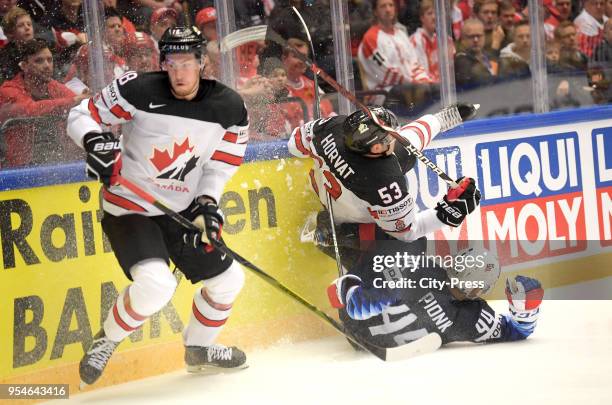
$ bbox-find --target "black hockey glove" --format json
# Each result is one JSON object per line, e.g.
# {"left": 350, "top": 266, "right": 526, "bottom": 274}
{"left": 83, "top": 132, "right": 121, "bottom": 187}
{"left": 182, "top": 199, "right": 223, "bottom": 252}
{"left": 435, "top": 177, "right": 481, "bottom": 227}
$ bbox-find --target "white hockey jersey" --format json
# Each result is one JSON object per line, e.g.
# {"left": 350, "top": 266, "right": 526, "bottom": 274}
{"left": 574, "top": 10, "right": 608, "bottom": 57}
{"left": 67, "top": 71, "right": 249, "bottom": 216}
{"left": 409, "top": 28, "right": 456, "bottom": 83}
{"left": 288, "top": 114, "right": 447, "bottom": 242}
{"left": 358, "top": 25, "right": 432, "bottom": 93}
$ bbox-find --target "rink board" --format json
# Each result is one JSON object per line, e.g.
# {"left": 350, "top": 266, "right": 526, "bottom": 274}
{"left": 1, "top": 106, "right": 611, "bottom": 395}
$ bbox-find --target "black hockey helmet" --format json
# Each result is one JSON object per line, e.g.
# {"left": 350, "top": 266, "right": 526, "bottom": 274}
{"left": 159, "top": 26, "right": 205, "bottom": 63}
{"left": 343, "top": 106, "right": 399, "bottom": 154}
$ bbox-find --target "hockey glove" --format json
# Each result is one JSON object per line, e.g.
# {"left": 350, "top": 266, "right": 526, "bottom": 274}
{"left": 435, "top": 177, "right": 481, "bottom": 227}
{"left": 83, "top": 132, "right": 121, "bottom": 187}
{"left": 504, "top": 275, "right": 544, "bottom": 338}
{"left": 434, "top": 103, "right": 479, "bottom": 132}
{"left": 182, "top": 199, "right": 223, "bottom": 253}
{"left": 327, "top": 275, "right": 395, "bottom": 320}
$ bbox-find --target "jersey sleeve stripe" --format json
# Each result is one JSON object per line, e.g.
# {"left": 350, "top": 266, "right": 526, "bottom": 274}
{"left": 211, "top": 150, "right": 243, "bottom": 166}
{"left": 88, "top": 99, "right": 104, "bottom": 125}
{"left": 293, "top": 128, "right": 310, "bottom": 155}
{"left": 222, "top": 131, "right": 238, "bottom": 143}
{"left": 415, "top": 119, "right": 432, "bottom": 144}
{"left": 308, "top": 169, "right": 320, "bottom": 196}
{"left": 402, "top": 125, "right": 425, "bottom": 148}
{"left": 110, "top": 104, "right": 133, "bottom": 120}
{"left": 103, "top": 189, "right": 147, "bottom": 212}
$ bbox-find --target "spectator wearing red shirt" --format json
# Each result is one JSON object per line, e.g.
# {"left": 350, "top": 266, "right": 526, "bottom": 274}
{"left": 544, "top": 0, "right": 571, "bottom": 39}
{"left": 410, "top": 0, "right": 455, "bottom": 83}
{"left": 282, "top": 38, "right": 335, "bottom": 128}
{"left": 357, "top": 0, "right": 431, "bottom": 105}
{"left": 123, "top": 31, "right": 158, "bottom": 73}
{"left": 102, "top": 0, "right": 136, "bottom": 33}
{"left": 149, "top": 7, "right": 177, "bottom": 44}
{"left": 574, "top": 0, "right": 609, "bottom": 57}
{"left": 64, "top": 8, "right": 128, "bottom": 93}
{"left": 195, "top": 6, "right": 217, "bottom": 41}
{"left": 0, "top": 39, "right": 89, "bottom": 166}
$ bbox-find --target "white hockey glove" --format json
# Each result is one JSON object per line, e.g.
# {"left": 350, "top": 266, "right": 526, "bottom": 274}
{"left": 434, "top": 103, "right": 479, "bottom": 132}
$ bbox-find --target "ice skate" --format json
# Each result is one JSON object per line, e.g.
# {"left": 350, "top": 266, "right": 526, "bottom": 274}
{"left": 185, "top": 344, "right": 248, "bottom": 373}
{"left": 79, "top": 329, "right": 120, "bottom": 389}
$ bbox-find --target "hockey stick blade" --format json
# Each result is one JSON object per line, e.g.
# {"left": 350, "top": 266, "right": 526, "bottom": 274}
{"left": 114, "top": 176, "right": 440, "bottom": 361}
{"left": 220, "top": 25, "right": 267, "bottom": 52}
{"left": 383, "top": 332, "right": 442, "bottom": 361}
{"left": 265, "top": 28, "right": 459, "bottom": 188}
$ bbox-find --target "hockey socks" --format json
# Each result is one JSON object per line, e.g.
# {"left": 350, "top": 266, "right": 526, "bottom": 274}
{"left": 104, "top": 259, "right": 177, "bottom": 342}
{"left": 183, "top": 262, "right": 244, "bottom": 347}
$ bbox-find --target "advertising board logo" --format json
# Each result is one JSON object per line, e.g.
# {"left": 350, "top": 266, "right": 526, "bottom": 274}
{"left": 475, "top": 133, "right": 586, "bottom": 263}
{"left": 406, "top": 146, "right": 462, "bottom": 210}
{"left": 592, "top": 127, "right": 612, "bottom": 246}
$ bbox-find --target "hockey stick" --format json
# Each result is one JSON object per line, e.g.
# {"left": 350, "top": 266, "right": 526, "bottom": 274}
{"left": 265, "top": 28, "right": 459, "bottom": 188}
{"left": 219, "top": 25, "right": 267, "bottom": 52}
{"left": 292, "top": 6, "right": 343, "bottom": 277}
{"left": 114, "top": 175, "right": 442, "bottom": 361}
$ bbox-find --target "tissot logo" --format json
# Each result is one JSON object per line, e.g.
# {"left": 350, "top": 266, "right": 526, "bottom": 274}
{"left": 150, "top": 138, "right": 199, "bottom": 181}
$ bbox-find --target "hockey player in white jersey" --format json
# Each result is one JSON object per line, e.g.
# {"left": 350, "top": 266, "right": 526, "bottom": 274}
{"left": 67, "top": 26, "right": 249, "bottom": 387}
{"left": 290, "top": 104, "right": 543, "bottom": 349}
{"left": 288, "top": 104, "right": 480, "bottom": 311}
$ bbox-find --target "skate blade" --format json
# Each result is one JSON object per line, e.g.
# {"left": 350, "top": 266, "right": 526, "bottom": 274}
{"left": 186, "top": 363, "right": 249, "bottom": 374}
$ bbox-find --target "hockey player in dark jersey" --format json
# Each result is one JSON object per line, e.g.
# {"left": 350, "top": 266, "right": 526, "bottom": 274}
{"left": 67, "top": 27, "right": 250, "bottom": 387}
{"left": 289, "top": 105, "right": 543, "bottom": 349}
{"left": 329, "top": 240, "right": 544, "bottom": 348}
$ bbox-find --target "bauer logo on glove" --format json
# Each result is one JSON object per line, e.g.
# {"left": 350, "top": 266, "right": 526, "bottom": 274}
{"left": 435, "top": 177, "right": 481, "bottom": 227}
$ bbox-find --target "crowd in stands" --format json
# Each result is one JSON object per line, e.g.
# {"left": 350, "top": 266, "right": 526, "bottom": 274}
{"left": 0, "top": 0, "right": 610, "bottom": 168}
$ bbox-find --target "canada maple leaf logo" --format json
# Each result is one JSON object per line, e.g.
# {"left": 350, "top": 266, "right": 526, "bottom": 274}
{"left": 150, "top": 138, "right": 199, "bottom": 182}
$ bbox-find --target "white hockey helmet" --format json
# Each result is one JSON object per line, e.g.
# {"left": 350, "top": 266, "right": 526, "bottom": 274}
{"left": 446, "top": 247, "right": 501, "bottom": 299}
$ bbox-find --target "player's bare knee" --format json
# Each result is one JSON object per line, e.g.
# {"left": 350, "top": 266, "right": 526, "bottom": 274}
{"left": 203, "top": 261, "right": 244, "bottom": 305}
{"left": 129, "top": 258, "right": 177, "bottom": 315}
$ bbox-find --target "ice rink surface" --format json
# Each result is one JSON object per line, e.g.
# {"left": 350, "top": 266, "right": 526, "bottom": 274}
{"left": 51, "top": 281, "right": 612, "bottom": 405}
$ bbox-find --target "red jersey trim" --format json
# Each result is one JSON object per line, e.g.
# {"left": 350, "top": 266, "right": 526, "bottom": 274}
{"left": 211, "top": 151, "right": 243, "bottom": 166}
{"left": 103, "top": 188, "right": 147, "bottom": 212}
{"left": 222, "top": 131, "right": 238, "bottom": 143}
{"left": 109, "top": 104, "right": 133, "bottom": 120}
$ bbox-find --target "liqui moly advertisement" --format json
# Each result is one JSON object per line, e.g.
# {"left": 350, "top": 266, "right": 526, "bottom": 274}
{"left": 406, "top": 119, "right": 612, "bottom": 267}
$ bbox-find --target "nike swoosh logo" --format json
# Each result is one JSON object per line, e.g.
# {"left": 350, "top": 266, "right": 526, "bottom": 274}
{"left": 149, "top": 102, "right": 166, "bottom": 109}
